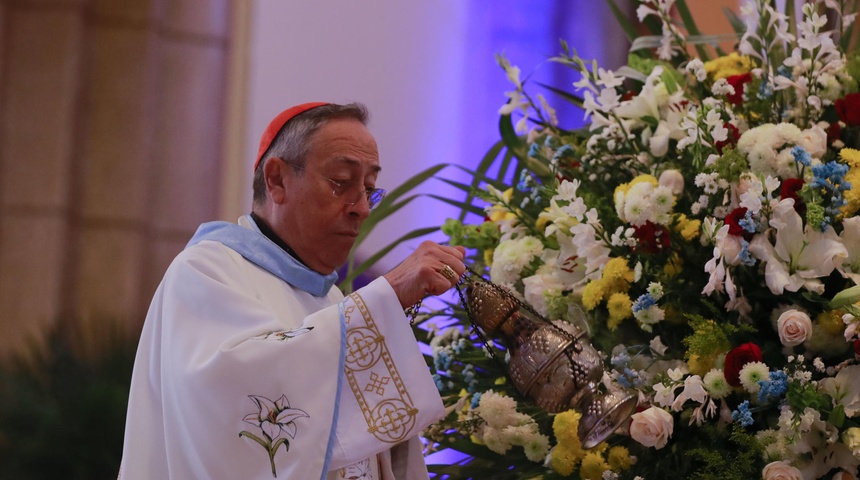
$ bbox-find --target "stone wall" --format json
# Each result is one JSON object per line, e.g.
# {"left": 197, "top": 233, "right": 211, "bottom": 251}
{"left": 0, "top": 0, "right": 232, "bottom": 358}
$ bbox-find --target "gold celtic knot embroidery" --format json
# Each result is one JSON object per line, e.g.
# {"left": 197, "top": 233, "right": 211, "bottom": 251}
{"left": 345, "top": 327, "right": 382, "bottom": 371}
{"left": 366, "top": 399, "right": 417, "bottom": 443}
{"left": 344, "top": 292, "right": 419, "bottom": 443}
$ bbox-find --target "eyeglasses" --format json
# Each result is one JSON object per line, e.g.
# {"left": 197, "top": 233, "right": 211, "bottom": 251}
{"left": 285, "top": 161, "right": 387, "bottom": 210}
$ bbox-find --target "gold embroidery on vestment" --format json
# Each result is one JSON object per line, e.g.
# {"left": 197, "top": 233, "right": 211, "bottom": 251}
{"left": 344, "top": 292, "right": 418, "bottom": 443}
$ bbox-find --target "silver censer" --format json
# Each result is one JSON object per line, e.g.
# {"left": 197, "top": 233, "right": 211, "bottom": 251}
{"left": 467, "top": 281, "right": 638, "bottom": 448}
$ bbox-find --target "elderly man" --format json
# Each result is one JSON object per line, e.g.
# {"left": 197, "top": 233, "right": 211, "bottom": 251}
{"left": 120, "top": 102, "right": 465, "bottom": 479}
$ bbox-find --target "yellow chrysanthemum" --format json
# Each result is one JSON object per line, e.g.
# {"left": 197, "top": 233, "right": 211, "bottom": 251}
{"left": 664, "top": 253, "right": 683, "bottom": 277}
{"left": 551, "top": 443, "right": 583, "bottom": 477}
{"left": 840, "top": 148, "right": 860, "bottom": 217}
{"left": 552, "top": 410, "right": 582, "bottom": 446}
{"left": 579, "top": 451, "right": 611, "bottom": 480}
{"left": 704, "top": 52, "right": 752, "bottom": 80}
{"left": 631, "top": 174, "right": 659, "bottom": 188}
{"left": 607, "top": 446, "right": 632, "bottom": 471}
{"left": 675, "top": 214, "right": 702, "bottom": 241}
{"left": 602, "top": 257, "right": 633, "bottom": 293}
{"left": 581, "top": 280, "right": 607, "bottom": 311}
{"left": 484, "top": 248, "right": 494, "bottom": 267}
{"left": 607, "top": 292, "right": 633, "bottom": 330}
{"left": 841, "top": 148, "right": 860, "bottom": 166}
{"left": 494, "top": 377, "right": 507, "bottom": 385}
{"left": 817, "top": 310, "right": 847, "bottom": 336}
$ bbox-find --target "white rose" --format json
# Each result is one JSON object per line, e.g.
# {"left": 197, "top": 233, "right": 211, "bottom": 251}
{"left": 798, "top": 125, "right": 827, "bottom": 159}
{"left": 761, "top": 461, "right": 803, "bottom": 480}
{"left": 777, "top": 309, "right": 812, "bottom": 347}
{"left": 659, "top": 169, "right": 684, "bottom": 195}
{"left": 629, "top": 406, "right": 673, "bottom": 449}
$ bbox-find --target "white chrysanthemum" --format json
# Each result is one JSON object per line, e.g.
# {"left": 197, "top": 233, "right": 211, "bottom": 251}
{"left": 523, "top": 433, "right": 550, "bottom": 462}
{"left": 481, "top": 426, "right": 513, "bottom": 454}
{"left": 476, "top": 390, "right": 519, "bottom": 430}
{"left": 703, "top": 369, "right": 731, "bottom": 399}
{"left": 737, "top": 123, "right": 803, "bottom": 178}
{"left": 624, "top": 196, "right": 649, "bottom": 226}
{"left": 501, "top": 423, "right": 539, "bottom": 446}
{"left": 651, "top": 185, "right": 675, "bottom": 214}
{"left": 490, "top": 236, "right": 545, "bottom": 285}
{"left": 739, "top": 361, "right": 770, "bottom": 394}
{"left": 634, "top": 305, "right": 665, "bottom": 328}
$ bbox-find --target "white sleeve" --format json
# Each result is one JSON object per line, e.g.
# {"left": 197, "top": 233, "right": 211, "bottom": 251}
{"left": 327, "top": 277, "right": 445, "bottom": 471}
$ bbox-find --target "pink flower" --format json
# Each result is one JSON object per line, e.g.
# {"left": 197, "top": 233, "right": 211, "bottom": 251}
{"left": 629, "top": 406, "right": 674, "bottom": 449}
{"left": 776, "top": 309, "right": 812, "bottom": 347}
{"left": 762, "top": 461, "right": 803, "bottom": 480}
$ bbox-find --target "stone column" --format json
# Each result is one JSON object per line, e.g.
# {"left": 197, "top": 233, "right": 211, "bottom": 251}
{"left": 0, "top": 0, "right": 232, "bottom": 359}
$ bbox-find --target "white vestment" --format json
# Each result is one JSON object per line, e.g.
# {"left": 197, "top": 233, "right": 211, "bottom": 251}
{"left": 120, "top": 216, "right": 444, "bottom": 479}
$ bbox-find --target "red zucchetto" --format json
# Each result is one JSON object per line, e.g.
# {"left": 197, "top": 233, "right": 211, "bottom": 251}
{"left": 254, "top": 102, "right": 329, "bottom": 171}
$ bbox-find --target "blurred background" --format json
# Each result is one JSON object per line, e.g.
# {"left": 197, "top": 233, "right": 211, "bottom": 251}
{"left": 0, "top": 0, "right": 735, "bottom": 477}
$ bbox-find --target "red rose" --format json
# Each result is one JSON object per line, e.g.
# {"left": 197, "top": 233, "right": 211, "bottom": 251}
{"left": 725, "top": 207, "right": 748, "bottom": 236}
{"left": 724, "top": 342, "right": 762, "bottom": 387}
{"left": 835, "top": 93, "right": 860, "bottom": 126}
{"left": 726, "top": 73, "right": 752, "bottom": 106}
{"left": 632, "top": 221, "right": 670, "bottom": 254}
{"left": 827, "top": 121, "right": 842, "bottom": 146}
{"left": 780, "top": 178, "right": 806, "bottom": 216}
{"left": 854, "top": 339, "right": 860, "bottom": 357}
{"left": 715, "top": 122, "right": 740, "bottom": 154}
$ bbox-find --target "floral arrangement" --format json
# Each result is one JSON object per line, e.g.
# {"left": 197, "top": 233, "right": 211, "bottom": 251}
{"left": 421, "top": 1, "right": 860, "bottom": 479}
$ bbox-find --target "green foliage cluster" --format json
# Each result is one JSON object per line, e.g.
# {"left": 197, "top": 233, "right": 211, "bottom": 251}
{"left": 0, "top": 324, "right": 135, "bottom": 480}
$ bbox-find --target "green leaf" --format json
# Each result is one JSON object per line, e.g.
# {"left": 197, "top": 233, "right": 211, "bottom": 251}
{"left": 675, "top": 0, "right": 712, "bottom": 60}
{"left": 830, "top": 285, "right": 860, "bottom": 308}
{"left": 426, "top": 194, "right": 486, "bottom": 216}
{"left": 722, "top": 7, "right": 746, "bottom": 34}
{"left": 830, "top": 404, "right": 846, "bottom": 428}
{"left": 535, "top": 82, "right": 584, "bottom": 108}
{"left": 499, "top": 114, "right": 528, "bottom": 162}
{"left": 238, "top": 431, "right": 269, "bottom": 449}
{"left": 605, "top": 0, "right": 642, "bottom": 43}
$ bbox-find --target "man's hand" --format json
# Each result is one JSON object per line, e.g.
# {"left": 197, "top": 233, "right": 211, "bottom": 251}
{"left": 383, "top": 241, "right": 466, "bottom": 308}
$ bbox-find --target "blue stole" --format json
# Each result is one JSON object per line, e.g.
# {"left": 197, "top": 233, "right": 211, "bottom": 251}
{"left": 186, "top": 215, "right": 346, "bottom": 478}
{"left": 185, "top": 215, "right": 338, "bottom": 297}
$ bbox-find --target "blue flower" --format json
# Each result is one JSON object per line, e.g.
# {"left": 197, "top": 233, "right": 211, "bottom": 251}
{"left": 758, "top": 371, "right": 789, "bottom": 403}
{"left": 738, "top": 210, "right": 757, "bottom": 234}
{"left": 517, "top": 170, "right": 533, "bottom": 192}
{"left": 776, "top": 65, "right": 793, "bottom": 80}
{"left": 470, "top": 392, "right": 482, "bottom": 409}
{"left": 432, "top": 374, "right": 446, "bottom": 392}
{"left": 611, "top": 351, "right": 631, "bottom": 368}
{"left": 791, "top": 146, "right": 812, "bottom": 167}
{"left": 552, "top": 144, "right": 574, "bottom": 162}
{"left": 738, "top": 239, "right": 756, "bottom": 266}
{"left": 632, "top": 294, "right": 656, "bottom": 313}
{"left": 757, "top": 81, "right": 774, "bottom": 99}
{"left": 732, "top": 400, "right": 754, "bottom": 427}
{"left": 528, "top": 142, "right": 541, "bottom": 158}
{"left": 434, "top": 351, "right": 452, "bottom": 371}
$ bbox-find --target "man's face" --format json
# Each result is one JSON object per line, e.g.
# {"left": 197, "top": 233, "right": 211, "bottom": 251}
{"left": 279, "top": 118, "right": 380, "bottom": 274}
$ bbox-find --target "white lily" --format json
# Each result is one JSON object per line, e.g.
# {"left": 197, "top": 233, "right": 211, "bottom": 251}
{"left": 838, "top": 216, "right": 860, "bottom": 284}
{"left": 748, "top": 199, "right": 848, "bottom": 294}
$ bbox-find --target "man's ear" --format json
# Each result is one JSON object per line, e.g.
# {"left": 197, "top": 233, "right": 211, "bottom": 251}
{"left": 263, "top": 157, "right": 288, "bottom": 204}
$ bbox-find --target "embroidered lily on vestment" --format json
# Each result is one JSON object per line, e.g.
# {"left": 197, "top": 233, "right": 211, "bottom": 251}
{"left": 240, "top": 394, "right": 309, "bottom": 478}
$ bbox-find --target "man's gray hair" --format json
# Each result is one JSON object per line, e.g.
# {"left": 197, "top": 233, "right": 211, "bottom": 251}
{"left": 252, "top": 102, "right": 369, "bottom": 206}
